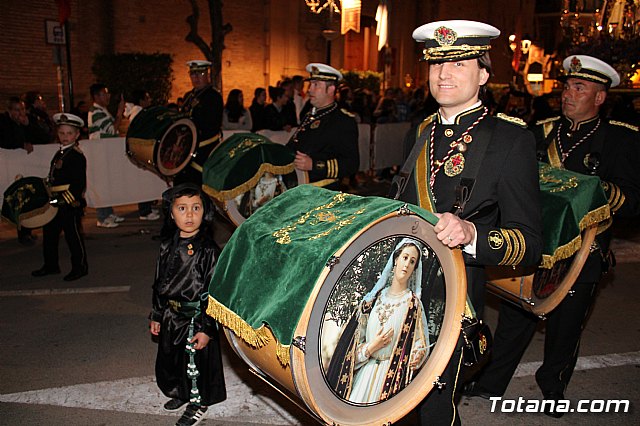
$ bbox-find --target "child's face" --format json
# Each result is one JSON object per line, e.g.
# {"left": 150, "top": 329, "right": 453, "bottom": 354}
{"left": 171, "top": 194, "right": 204, "bottom": 238}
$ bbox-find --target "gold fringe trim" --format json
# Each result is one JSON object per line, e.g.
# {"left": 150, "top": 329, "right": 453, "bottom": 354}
{"left": 206, "top": 295, "right": 291, "bottom": 367}
{"left": 203, "top": 163, "right": 295, "bottom": 201}
{"left": 540, "top": 204, "right": 611, "bottom": 268}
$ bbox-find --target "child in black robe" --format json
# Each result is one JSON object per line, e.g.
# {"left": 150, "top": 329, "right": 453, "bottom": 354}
{"left": 149, "top": 183, "right": 226, "bottom": 426}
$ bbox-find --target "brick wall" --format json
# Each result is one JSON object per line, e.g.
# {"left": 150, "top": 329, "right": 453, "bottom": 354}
{"left": 0, "top": 0, "right": 534, "bottom": 112}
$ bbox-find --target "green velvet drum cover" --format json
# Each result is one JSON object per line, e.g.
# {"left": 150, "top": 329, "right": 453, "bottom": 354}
{"left": 206, "top": 185, "right": 468, "bottom": 424}
{"left": 202, "top": 132, "right": 305, "bottom": 227}
{"left": 1, "top": 176, "right": 57, "bottom": 228}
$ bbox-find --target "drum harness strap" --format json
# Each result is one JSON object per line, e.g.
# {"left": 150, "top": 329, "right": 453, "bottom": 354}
{"left": 390, "top": 116, "right": 497, "bottom": 368}
{"left": 390, "top": 117, "right": 498, "bottom": 222}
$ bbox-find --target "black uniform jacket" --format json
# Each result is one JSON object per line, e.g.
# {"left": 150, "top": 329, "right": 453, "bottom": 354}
{"left": 402, "top": 105, "right": 543, "bottom": 268}
{"left": 533, "top": 115, "right": 640, "bottom": 219}
{"left": 182, "top": 85, "right": 223, "bottom": 142}
{"left": 287, "top": 102, "right": 359, "bottom": 185}
{"left": 48, "top": 144, "right": 87, "bottom": 208}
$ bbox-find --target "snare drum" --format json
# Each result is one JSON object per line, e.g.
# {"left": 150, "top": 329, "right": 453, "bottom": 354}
{"left": 202, "top": 132, "right": 308, "bottom": 227}
{"left": 206, "top": 185, "right": 467, "bottom": 425}
{"left": 126, "top": 106, "right": 197, "bottom": 176}
{"left": 486, "top": 164, "right": 611, "bottom": 317}
{"left": 1, "top": 176, "right": 57, "bottom": 228}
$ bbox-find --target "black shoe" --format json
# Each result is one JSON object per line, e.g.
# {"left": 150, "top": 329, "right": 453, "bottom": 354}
{"left": 163, "top": 398, "right": 188, "bottom": 412}
{"left": 32, "top": 266, "right": 61, "bottom": 277}
{"left": 542, "top": 391, "right": 566, "bottom": 418}
{"left": 463, "top": 381, "right": 501, "bottom": 400}
{"left": 63, "top": 268, "right": 88, "bottom": 281}
{"left": 175, "top": 404, "right": 208, "bottom": 426}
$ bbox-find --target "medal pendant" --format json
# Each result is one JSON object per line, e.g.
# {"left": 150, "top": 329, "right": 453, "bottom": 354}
{"left": 311, "top": 120, "right": 321, "bottom": 129}
{"left": 444, "top": 153, "right": 465, "bottom": 177}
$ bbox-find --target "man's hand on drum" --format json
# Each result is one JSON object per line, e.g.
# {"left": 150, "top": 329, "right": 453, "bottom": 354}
{"left": 433, "top": 212, "right": 476, "bottom": 248}
{"left": 368, "top": 327, "right": 394, "bottom": 355}
{"left": 149, "top": 320, "right": 160, "bottom": 336}
{"left": 190, "top": 332, "right": 210, "bottom": 350}
{"left": 294, "top": 151, "right": 313, "bottom": 171}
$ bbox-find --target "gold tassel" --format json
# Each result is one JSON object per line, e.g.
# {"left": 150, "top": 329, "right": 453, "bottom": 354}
{"left": 275, "top": 343, "right": 290, "bottom": 367}
{"left": 540, "top": 204, "right": 611, "bottom": 269}
{"left": 206, "top": 296, "right": 271, "bottom": 348}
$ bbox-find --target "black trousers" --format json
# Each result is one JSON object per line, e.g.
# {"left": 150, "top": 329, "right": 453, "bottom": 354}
{"left": 42, "top": 207, "right": 87, "bottom": 272}
{"left": 475, "top": 280, "right": 598, "bottom": 396}
{"left": 414, "top": 266, "right": 486, "bottom": 425}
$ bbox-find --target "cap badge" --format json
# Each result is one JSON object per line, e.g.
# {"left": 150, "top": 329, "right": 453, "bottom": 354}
{"left": 569, "top": 56, "right": 582, "bottom": 73}
{"left": 434, "top": 26, "right": 457, "bottom": 47}
{"left": 59, "top": 114, "right": 68, "bottom": 123}
{"left": 311, "top": 66, "right": 320, "bottom": 77}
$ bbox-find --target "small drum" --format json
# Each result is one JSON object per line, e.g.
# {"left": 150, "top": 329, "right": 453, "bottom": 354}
{"left": 486, "top": 164, "right": 611, "bottom": 317}
{"left": 206, "top": 185, "right": 467, "bottom": 425}
{"left": 126, "top": 106, "right": 197, "bottom": 176}
{"left": 202, "top": 133, "right": 308, "bottom": 227}
{"left": 1, "top": 176, "right": 57, "bottom": 228}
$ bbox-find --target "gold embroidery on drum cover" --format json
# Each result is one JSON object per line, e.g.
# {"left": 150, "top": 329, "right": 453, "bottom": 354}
{"left": 5, "top": 184, "right": 36, "bottom": 212}
{"left": 228, "top": 138, "right": 265, "bottom": 159}
{"left": 539, "top": 164, "right": 579, "bottom": 192}
{"left": 272, "top": 193, "right": 365, "bottom": 244}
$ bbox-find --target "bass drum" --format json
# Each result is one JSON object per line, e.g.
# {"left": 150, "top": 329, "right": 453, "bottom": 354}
{"left": 203, "top": 132, "right": 308, "bottom": 227}
{"left": 486, "top": 225, "right": 597, "bottom": 317}
{"left": 1, "top": 176, "right": 57, "bottom": 228}
{"left": 486, "top": 163, "right": 611, "bottom": 317}
{"left": 206, "top": 185, "right": 467, "bottom": 425}
{"left": 126, "top": 106, "right": 197, "bottom": 176}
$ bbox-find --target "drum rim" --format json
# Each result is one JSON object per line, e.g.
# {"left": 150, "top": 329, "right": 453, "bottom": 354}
{"left": 222, "top": 170, "right": 310, "bottom": 227}
{"left": 289, "top": 212, "right": 467, "bottom": 425}
{"left": 156, "top": 118, "right": 198, "bottom": 176}
{"left": 486, "top": 225, "right": 598, "bottom": 316}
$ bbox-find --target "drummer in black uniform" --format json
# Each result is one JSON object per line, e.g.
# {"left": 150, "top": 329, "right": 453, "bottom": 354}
{"left": 467, "top": 55, "right": 640, "bottom": 417}
{"left": 175, "top": 59, "right": 223, "bottom": 185}
{"left": 287, "top": 63, "right": 359, "bottom": 190}
{"left": 400, "top": 20, "right": 543, "bottom": 425}
{"left": 32, "top": 113, "right": 88, "bottom": 281}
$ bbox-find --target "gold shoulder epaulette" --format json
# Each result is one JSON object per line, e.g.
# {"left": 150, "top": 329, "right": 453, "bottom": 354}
{"left": 418, "top": 113, "right": 437, "bottom": 134}
{"left": 496, "top": 113, "right": 527, "bottom": 128}
{"left": 340, "top": 108, "right": 355, "bottom": 118}
{"left": 610, "top": 120, "right": 639, "bottom": 132}
{"left": 535, "top": 116, "right": 561, "bottom": 126}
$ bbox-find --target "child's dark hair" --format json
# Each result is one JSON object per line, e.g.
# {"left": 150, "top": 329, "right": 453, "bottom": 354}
{"left": 160, "top": 183, "right": 214, "bottom": 240}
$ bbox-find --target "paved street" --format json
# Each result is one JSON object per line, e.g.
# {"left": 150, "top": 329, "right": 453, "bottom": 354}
{"left": 1, "top": 204, "right": 639, "bottom": 425}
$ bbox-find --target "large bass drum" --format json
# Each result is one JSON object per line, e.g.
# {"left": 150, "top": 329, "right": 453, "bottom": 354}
{"left": 486, "top": 163, "right": 611, "bottom": 317}
{"left": 1, "top": 176, "right": 57, "bottom": 228}
{"left": 203, "top": 132, "right": 308, "bottom": 227}
{"left": 206, "top": 185, "right": 467, "bottom": 425}
{"left": 126, "top": 106, "right": 197, "bottom": 176}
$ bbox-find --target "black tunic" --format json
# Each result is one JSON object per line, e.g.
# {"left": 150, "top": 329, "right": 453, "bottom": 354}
{"left": 287, "top": 102, "right": 359, "bottom": 189}
{"left": 150, "top": 231, "right": 226, "bottom": 406}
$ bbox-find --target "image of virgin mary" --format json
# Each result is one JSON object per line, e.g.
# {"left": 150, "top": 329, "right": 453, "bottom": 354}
{"left": 326, "top": 238, "right": 431, "bottom": 403}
